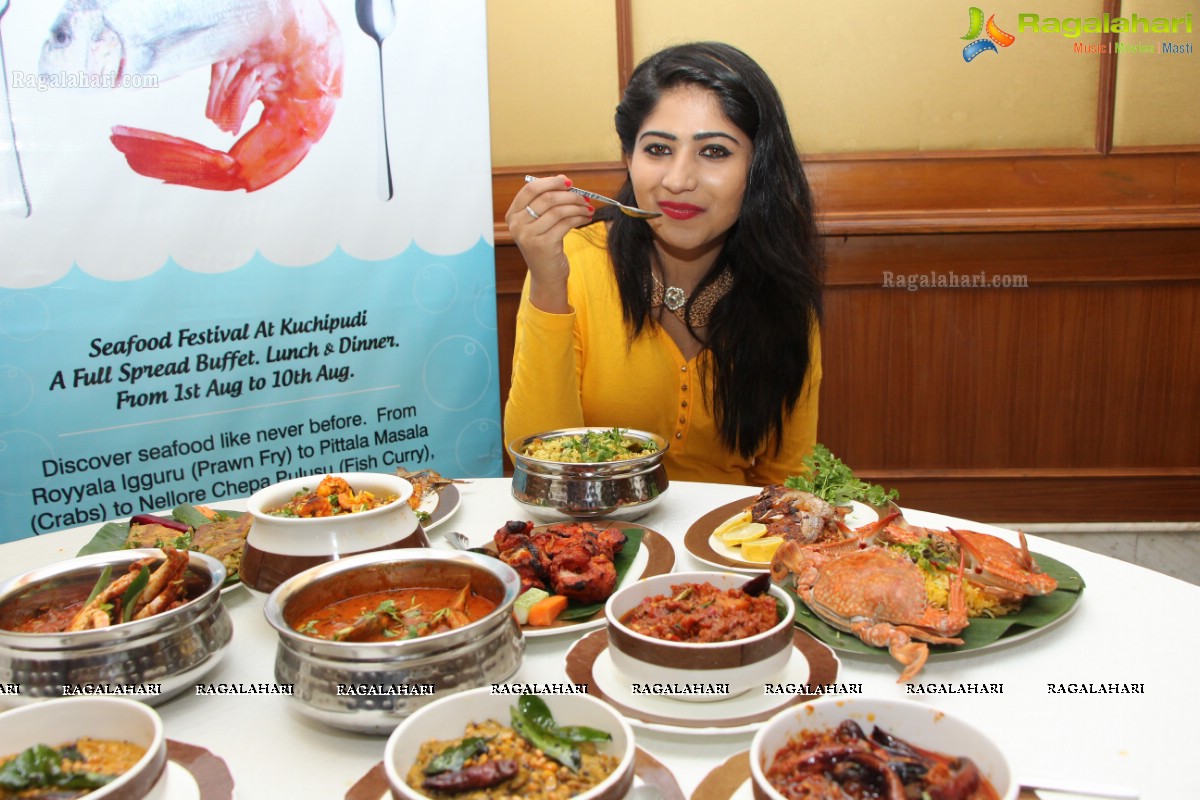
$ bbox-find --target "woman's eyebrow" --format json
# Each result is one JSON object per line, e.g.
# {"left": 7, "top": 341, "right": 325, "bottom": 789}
{"left": 637, "top": 130, "right": 741, "bottom": 144}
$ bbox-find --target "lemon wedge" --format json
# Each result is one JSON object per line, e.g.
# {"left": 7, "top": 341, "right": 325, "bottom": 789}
{"left": 713, "top": 510, "right": 752, "bottom": 537}
{"left": 721, "top": 521, "right": 769, "bottom": 545}
{"left": 740, "top": 536, "right": 784, "bottom": 562}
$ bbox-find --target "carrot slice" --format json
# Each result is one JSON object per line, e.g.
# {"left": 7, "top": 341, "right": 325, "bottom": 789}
{"left": 526, "top": 595, "right": 569, "bottom": 627}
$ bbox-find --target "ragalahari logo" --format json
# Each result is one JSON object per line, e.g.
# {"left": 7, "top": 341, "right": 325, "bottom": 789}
{"left": 962, "top": 7, "right": 1017, "bottom": 61}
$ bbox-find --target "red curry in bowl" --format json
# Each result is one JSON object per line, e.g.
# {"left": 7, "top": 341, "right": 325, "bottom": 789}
{"left": 764, "top": 719, "right": 1001, "bottom": 800}
{"left": 618, "top": 581, "right": 778, "bottom": 643}
{"left": 291, "top": 585, "right": 497, "bottom": 642}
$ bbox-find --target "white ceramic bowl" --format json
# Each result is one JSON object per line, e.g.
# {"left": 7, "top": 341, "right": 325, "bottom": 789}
{"left": 604, "top": 570, "right": 795, "bottom": 702}
{"left": 242, "top": 472, "right": 430, "bottom": 593}
{"left": 0, "top": 696, "right": 168, "bottom": 799}
{"left": 750, "top": 697, "right": 1017, "bottom": 800}
{"left": 384, "top": 686, "right": 636, "bottom": 800}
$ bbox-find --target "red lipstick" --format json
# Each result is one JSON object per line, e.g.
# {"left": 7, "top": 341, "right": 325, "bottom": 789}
{"left": 658, "top": 202, "right": 703, "bottom": 220}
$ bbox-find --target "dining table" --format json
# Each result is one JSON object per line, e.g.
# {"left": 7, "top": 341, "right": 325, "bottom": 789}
{"left": 0, "top": 477, "right": 1195, "bottom": 800}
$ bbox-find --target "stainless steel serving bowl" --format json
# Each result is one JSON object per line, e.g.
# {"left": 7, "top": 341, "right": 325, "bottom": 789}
{"left": 507, "top": 427, "right": 669, "bottom": 522}
{"left": 263, "top": 549, "right": 525, "bottom": 734}
{"left": 0, "top": 549, "right": 232, "bottom": 706}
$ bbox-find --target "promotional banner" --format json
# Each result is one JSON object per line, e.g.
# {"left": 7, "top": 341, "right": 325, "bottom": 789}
{"left": 0, "top": 0, "right": 501, "bottom": 543}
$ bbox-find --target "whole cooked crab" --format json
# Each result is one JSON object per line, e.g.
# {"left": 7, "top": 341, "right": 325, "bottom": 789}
{"left": 771, "top": 519, "right": 968, "bottom": 683}
{"left": 880, "top": 520, "right": 1059, "bottom": 599}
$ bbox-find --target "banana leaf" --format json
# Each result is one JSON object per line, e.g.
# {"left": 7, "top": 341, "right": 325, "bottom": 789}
{"left": 787, "top": 552, "right": 1085, "bottom": 655}
{"left": 556, "top": 528, "right": 644, "bottom": 621}
{"left": 75, "top": 504, "right": 241, "bottom": 557}
{"left": 76, "top": 523, "right": 132, "bottom": 556}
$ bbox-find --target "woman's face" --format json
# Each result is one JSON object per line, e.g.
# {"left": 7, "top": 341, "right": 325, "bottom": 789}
{"left": 628, "top": 85, "right": 752, "bottom": 269}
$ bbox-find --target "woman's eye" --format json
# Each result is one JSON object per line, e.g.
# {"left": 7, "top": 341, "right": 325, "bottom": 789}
{"left": 643, "top": 143, "right": 671, "bottom": 156}
{"left": 701, "top": 145, "right": 732, "bottom": 159}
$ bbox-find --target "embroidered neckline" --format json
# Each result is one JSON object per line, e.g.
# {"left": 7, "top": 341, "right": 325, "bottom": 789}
{"left": 649, "top": 268, "right": 733, "bottom": 327}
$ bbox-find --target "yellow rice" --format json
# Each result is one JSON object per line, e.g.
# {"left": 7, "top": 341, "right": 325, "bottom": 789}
{"left": 522, "top": 430, "right": 653, "bottom": 463}
{"left": 922, "top": 568, "right": 1021, "bottom": 618}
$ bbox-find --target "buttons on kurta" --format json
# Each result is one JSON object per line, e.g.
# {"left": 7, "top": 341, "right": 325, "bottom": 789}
{"left": 676, "top": 365, "right": 690, "bottom": 442}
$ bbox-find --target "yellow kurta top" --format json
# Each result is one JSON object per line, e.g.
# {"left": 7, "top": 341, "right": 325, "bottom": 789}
{"left": 504, "top": 223, "right": 821, "bottom": 485}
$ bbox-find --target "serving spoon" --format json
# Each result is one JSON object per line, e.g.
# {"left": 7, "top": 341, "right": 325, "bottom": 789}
{"left": 355, "top": 0, "right": 396, "bottom": 201}
{"left": 524, "top": 175, "right": 661, "bottom": 219}
{"left": 0, "top": 0, "right": 31, "bottom": 218}
{"left": 441, "top": 530, "right": 490, "bottom": 555}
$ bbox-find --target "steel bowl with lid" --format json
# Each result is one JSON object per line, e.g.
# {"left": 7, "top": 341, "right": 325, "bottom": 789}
{"left": 508, "top": 427, "right": 669, "bottom": 522}
{"left": 0, "top": 549, "right": 232, "bottom": 706}
{"left": 263, "top": 549, "right": 525, "bottom": 734}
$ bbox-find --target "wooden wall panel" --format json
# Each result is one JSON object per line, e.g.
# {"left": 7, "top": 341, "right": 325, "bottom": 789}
{"left": 491, "top": 156, "right": 1200, "bottom": 522}
{"left": 819, "top": 234, "right": 1200, "bottom": 521}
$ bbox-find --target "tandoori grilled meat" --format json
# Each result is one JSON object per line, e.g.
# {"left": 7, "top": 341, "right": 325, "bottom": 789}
{"left": 492, "top": 520, "right": 627, "bottom": 604}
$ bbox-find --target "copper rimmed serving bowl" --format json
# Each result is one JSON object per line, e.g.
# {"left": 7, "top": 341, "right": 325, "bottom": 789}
{"left": 242, "top": 471, "right": 431, "bottom": 594}
{"left": 508, "top": 427, "right": 669, "bottom": 522}
{"left": 604, "top": 570, "right": 795, "bottom": 702}
{"left": 0, "top": 697, "right": 169, "bottom": 799}
{"left": 384, "top": 686, "right": 636, "bottom": 800}
{"left": 750, "top": 697, "right": 1017, "bottom": 800}
{"left": 263, "top": 549, "right": 525, "bottom": 734}
{"left": 0, "top": 549, "right": 232, "bottom": 706}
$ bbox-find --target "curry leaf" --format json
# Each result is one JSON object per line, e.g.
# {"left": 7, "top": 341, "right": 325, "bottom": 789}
{"left": 120, "top": 565, "right": 152, "bottom": 622}
{"left": 785, "top": 444, "right": 898, "bottom": 507}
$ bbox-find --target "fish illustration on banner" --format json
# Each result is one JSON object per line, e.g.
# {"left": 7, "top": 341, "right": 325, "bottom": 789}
{"left": 39, "top": 0, "right": 343, "bottom": 192}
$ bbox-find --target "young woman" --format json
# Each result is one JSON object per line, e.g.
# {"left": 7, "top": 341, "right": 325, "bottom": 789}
{"left": 504, "top": 42, "right": 824, "bottom": 485}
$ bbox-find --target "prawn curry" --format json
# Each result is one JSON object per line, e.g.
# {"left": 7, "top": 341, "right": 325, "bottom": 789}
{"left": 0, "top": 548, "right": 198, "bottom": 634}
{"left": 293, "top": 584, "right": 495, "bottom": 642}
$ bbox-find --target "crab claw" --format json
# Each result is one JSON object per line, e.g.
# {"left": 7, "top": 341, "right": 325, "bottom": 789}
{"left": 891, "top": 640, "right": 929, "bottom": 684}
{"left": 947, "top": 528, "right": 1058, "bottom": 597}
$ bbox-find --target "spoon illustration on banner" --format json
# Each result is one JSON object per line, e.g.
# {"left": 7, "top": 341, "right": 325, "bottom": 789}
{"left": 0, "top": 0, "right": 31, "bottom": 218}
{"left": 356, "top": 0, "right": 396, "bottom": 201}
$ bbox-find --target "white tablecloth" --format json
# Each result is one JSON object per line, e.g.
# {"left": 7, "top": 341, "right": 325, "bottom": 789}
{"left": 1, "top": 478, "right": 1196, "bottom": 799}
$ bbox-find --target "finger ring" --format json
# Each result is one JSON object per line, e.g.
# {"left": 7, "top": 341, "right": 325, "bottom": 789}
{"left": 525, "top": 205, "right": 540, "bottom": 220}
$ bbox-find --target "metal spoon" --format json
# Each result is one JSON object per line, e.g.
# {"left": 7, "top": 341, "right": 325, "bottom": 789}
{"left": 524, "top": 175, "right": 661, "bottom": 219}
{"left": 0, "top": 0, "right": 31, "bottom": 218}
{"left": 441, "top": 529, "right": 472, "bottom": 551}
{"left": 355, "top": 0, "right": 396, "bottom": 201}
{"left": 441, "top": 530, "right": 491, "bottom": 555}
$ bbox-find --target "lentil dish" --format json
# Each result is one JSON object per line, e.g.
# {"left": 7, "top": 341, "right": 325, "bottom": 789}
{"left": 521, "top": 429, "right": 657, "bottom": 463}
{"left": 407, "top": 719, "right": 618, "bottom": 800}
{"left": 266, "top": 475, "right": 397, "bottom": 517}
{"left": 619, "top": 581, "right": 779, "bottom": 643}
{"left": 0, "top": 738, "right": 147, "bottom": 798}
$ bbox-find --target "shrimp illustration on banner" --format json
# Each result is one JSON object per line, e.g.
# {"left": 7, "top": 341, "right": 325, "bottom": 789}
{"left": 39, "top": 0, "right": 343, "bottom": 192}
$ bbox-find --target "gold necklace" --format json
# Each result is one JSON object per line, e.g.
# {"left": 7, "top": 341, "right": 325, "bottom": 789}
{"left": 649, "top": 267, "right": 734, "bottom": 327}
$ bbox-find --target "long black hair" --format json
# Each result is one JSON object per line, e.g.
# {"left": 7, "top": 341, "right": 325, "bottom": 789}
{"left": 602, "top": 41, "right": 824, "bottom": 460}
